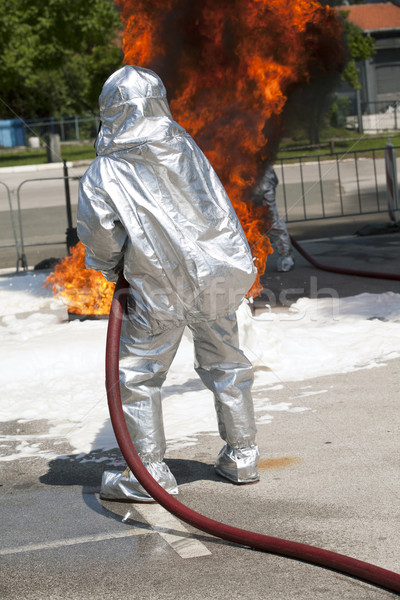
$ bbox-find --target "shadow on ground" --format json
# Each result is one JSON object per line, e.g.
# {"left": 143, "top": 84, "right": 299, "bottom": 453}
{"left": 39, "top": 452, "right": 222, "bottom": 489}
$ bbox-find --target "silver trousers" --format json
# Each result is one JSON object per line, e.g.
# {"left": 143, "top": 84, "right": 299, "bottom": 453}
{"left": 100, "top": 307, "right": 259, "bottom": 501}
{"left": 100, "top": 314, "right": 259, "bottom": 494}
{"left": 120, "top": 310, "right": 257, "bottom": 455}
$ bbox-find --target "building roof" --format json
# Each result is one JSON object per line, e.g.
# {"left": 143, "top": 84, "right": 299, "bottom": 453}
{"left": 336, "top": 2, "right": 400, "bottom": 32}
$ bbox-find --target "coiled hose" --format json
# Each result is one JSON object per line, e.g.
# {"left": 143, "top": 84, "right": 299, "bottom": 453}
{"left": 105, "top": 273, "right": 400, "bottom": 595}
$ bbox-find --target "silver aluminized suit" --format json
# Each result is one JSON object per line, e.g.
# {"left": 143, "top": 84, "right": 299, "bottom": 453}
{"left": 77, "top": 66, "right": 260, "bottom": 501}
{"left": 252, "top": 166, "right": 294, "bottom": 272}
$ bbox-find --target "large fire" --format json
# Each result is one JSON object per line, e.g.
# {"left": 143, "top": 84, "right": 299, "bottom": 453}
{"left": 47, "top": 0, "right": 344, "bottom": 313}
{"left": 46, "top": 242, "right": 115, "bottom": 315}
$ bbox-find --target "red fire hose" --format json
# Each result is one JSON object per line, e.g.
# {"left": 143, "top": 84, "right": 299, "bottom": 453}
{"left": 290, "top": 236, "right": 400, "bottom": 282}
{"left": 106, "top": 273, "right": 400, "bottom": 595}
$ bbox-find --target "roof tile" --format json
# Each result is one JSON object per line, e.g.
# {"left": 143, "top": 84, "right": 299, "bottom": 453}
{"left": 335, "top": 2, "right": 400, "bottom": 31}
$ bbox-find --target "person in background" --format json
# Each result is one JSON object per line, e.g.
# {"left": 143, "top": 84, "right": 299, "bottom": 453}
{"left": 252, "top": 165, "right": 295, "bottom": 272}
{"left": 77, "top": 65, "right": 260, "bottom": 502}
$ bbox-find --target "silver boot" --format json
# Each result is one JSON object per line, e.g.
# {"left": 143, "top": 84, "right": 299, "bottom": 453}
{"left": 100, "top": 462, "right": 179, "bottom": 502}
{"left": 215, "top": 444, "right": 260, "bottom": 484}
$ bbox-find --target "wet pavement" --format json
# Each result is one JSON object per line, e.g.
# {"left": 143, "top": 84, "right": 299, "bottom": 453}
{"left": 1, "top": 227, "right": 399, "bottom": 599}
{"left": 256, "top": 230, "right": 400, "bottom": 312}
{"left": 1, "top": 362, "right": 399, "bottom": 599}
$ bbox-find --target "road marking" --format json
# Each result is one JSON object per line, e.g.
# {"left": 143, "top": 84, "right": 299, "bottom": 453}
{"left": 134, "top": 503, "right": 212, "bottom": 559}
{"left": 0, "top": 507, "right": 211, "bottom": 559}
{"left": 0, "top": 527, "right": 153, "bottom": 556}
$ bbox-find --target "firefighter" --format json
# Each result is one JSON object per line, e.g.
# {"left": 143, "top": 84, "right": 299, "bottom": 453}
{"left": 252, "top": 165, "right": 295, "bottom": 272}
{"left": 77, "top": 66, "right": 259, "bottom": 501}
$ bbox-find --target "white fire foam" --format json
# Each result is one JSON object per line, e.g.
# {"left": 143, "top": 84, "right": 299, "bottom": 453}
{"left": 0, "top": 271, "right": 399, "bottom": 461}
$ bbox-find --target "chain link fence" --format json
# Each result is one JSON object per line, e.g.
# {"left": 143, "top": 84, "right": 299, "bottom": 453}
{"left": 2, "top": 115, "right": 101, "bottom": 148}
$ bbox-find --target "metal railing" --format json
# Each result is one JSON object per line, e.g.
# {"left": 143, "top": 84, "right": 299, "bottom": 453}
{"left": 362, "top": 100, "right": 400, "bottom": 117}
{"left": 0, "top": 181, "right": 20, "bottom": 265}
{"left": 0, "top": 146, "right": 398, "bottom": 271}
{"left": 274, "top": 146, "right": 399, "bottom": 224}
{"left": 346, "top": 100, "right": 400, "bottom": 133}
{"left": 15, "top": 176, "right": 80, "bottom": 270}
{"left": 19, "top": 115, "right": 101, "bottom": 145}
{"left": 0, "top": 163, "right": 81, "bottom": 271}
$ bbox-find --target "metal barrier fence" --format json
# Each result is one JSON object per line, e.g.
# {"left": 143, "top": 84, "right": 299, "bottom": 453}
{"left": 0, "top": 146, "right": 398, "bottom": 271}
{"left": 332, "top": 94, "right": 400, "bottom": 133}
{"left": 363, "top": 100, "right": 400, "bottom": 118}
{"left": 15, "top": 176, "right": 80, "bottom": 270}
{"left": 0, "top": 181, "right": 20, "bottom": 265}
{"left": 12, "top": 100, "right": 400, "bottom": 146}
{"left": 346, "top": 100, "right": 400, "bottom": 133}
{"left": 0, "top": 163, "right": 81, "bottom": 271}
{"left": 274, "top": 145, "right": 399, "bottom": 224}
{"left": 24, "top": 115, "right": 100, "bottom": 144}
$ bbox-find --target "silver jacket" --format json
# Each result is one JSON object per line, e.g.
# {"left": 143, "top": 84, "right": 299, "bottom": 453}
{"left": 77, "top": 66, "right": 256, "bottom": 331}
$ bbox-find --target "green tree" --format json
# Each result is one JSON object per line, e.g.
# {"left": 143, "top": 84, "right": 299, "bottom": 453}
{"left": 338, "top": 10, "right": 376, "bottom": 90}
{"left": 0, "top": 0, "right": 123, "bottom": 119}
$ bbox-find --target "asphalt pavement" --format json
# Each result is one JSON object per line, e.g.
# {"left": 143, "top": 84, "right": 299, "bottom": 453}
{"left": 1, "top": 221, "right": 399, "bottom": 598}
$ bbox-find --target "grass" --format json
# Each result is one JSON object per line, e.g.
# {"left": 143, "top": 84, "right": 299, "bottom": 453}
{"left": 277, "top": 130, "right": 400, "bottom": 161}
{"left": 0, "top": 143, "right": 96, "bottom": 168}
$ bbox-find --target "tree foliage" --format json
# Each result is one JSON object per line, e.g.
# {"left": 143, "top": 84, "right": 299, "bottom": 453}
{"left": 338, "top": 10, "right": 376, "bottom": 89}
{"left": 0, "top": 0, "right": 123, "bottom": 119}
{"left": 318, "top": 2, "right": 376, "bottom": 89}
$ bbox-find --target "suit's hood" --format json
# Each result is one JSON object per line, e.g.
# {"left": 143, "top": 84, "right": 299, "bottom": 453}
{"left": 95, "top": 65, "right": 185, "bottom": 155}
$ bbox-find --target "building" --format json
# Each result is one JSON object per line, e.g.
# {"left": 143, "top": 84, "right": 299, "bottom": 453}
{"left": 338, "top": 1, "right": 400, "bottom": 117}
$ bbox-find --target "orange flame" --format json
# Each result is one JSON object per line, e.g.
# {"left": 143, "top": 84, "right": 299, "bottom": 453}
{"left": 47, "top": 0, "right": 343, "bottom": 311}
{"left": 116, "top": 0, "right": 343, "bottom": 294}
{"left": 45, "top": 242, "right": 115, "bottom": 315}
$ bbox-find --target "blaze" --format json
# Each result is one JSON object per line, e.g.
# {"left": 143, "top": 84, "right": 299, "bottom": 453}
{"left": 47, "top": 0, "right": 343, "bottom": 312}
{"left": 115, "top": 0, "right": 343, "bottom": 294}
{"left": 45, "top": 242, "right": 115, "bottom": 315}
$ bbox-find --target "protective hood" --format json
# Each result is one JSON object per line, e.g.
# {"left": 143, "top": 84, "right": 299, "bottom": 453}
{"left": 95, "top": 66, "right": 185, "bottom": 156}
{"left": 78, "top": 66, "right": 256, "bottom": 332}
